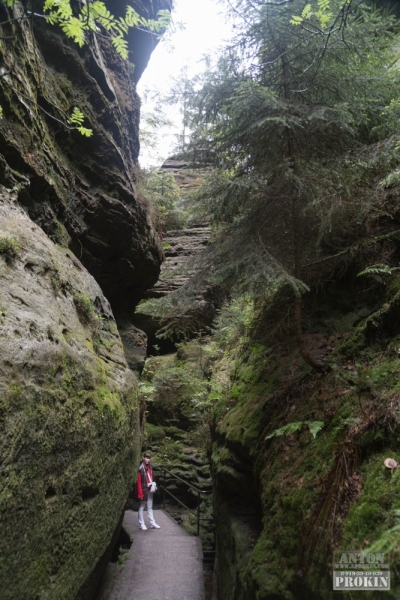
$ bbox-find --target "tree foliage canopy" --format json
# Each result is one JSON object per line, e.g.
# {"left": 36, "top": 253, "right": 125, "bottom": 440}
{"left": 205, "top": 1, "right": 398, "bottom": 271}
{"left": 140, "top": 0, "right": 400, "bottom": 361}
{"left": 137, "top": 168, "right": 186, "bottom": 233}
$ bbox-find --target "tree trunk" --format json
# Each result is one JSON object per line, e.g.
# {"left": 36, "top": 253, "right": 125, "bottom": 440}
{"left": 282, "top": 54, "right": 327, "bottom": 372}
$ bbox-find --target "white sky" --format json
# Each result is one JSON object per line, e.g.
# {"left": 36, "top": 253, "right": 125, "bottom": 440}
{"left": 137, "top": 0, "right": 233, "bottom": 167}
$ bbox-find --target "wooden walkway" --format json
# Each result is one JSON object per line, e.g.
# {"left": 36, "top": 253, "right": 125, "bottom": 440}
{"left": 107, "top": 510, "right": 205, "bottom": 600}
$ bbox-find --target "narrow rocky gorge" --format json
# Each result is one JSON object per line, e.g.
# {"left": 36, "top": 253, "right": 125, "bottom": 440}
{"left": 4, "top": 2, "right": 400, "bottom": 600}
{"left": 0, "top": 2, "right": 171, "bottom": 599}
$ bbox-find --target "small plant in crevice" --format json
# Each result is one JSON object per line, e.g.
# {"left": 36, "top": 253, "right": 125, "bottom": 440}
{"left": 265, "top": 420, "right": 324, "bottom": 441}
{"left": 0, "top": 235, "right": 21, "bottom": 262}
{"left": 116, "top": 549, "right": 130, "bottom": 571}
{"left": 73, "top": 294, "right": 96, "bottom": 324}
{"left": 92, "top": 334, "right": 102, "bottom": 354}
{"left": 51, "top": 270, "right": 62, "bottom": 293}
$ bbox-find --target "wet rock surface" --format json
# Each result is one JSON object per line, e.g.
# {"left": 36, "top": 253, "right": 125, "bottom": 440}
{"left": 118, "top": 322, "right": 148, "bottom": 375}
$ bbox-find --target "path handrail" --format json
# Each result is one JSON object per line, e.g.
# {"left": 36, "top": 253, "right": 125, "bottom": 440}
{"left": 155, "top": 466, "right": 213, "bottom": 537}
{"left": 161, "top": 466, "right": 210, "bottom": 495}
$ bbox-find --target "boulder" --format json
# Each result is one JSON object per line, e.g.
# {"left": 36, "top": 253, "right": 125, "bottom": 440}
{"left": 0, "top": 196, "right": 140, "bottom": 600}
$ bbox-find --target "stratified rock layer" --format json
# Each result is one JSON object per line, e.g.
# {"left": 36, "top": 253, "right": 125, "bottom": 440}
{"left": 0, "top": 197, "right": 140, "bottom": 600}
{"left": 149, "top": 223, "right": 211, "bottom": 298}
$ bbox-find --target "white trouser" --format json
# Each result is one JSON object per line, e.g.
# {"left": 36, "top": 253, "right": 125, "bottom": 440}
{"left": 138, "top": 492, "right": 156, "bottom": 526}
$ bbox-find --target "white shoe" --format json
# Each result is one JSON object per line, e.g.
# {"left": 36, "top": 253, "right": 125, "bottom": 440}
{"left": 140, "top": 524, "right": 147, "bottom": 531}
{"left": 150, "top": 523, "right": 160, "bottom": 529}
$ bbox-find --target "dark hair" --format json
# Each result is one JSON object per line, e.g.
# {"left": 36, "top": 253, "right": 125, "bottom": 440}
{"left": 143, "top": 452, "right": 151, "bottom": 459}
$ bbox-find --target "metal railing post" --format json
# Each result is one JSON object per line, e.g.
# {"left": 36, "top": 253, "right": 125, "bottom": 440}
{"left": 155, "top": 465, "right": 213, "bottom": 543}
{"left": 197, "top": 491, "right": 200, "bottom": 537}
{"left": 163, "top": 468, "right": 166, "bottom": 510}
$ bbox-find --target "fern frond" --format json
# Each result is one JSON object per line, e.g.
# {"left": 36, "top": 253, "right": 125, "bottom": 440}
{"left": 308, "top": 421, "right": 324, "bottom": 439}
{"left": 265, "top": 422, "right": 303, "bottom": 439}
{"left": 111, "top": 35, "right": 128, "bottom": 60}
{"left": 265, "top": 421, "right": 324, "bottom": 440}
{"left": 69, "top": 107, "right": 85, "bottom": 126}
{"left": 357, "top": 264, "right": 400, "bottom": 277}
{"left": 77, "top": 126, "right": 93, "bottom": 137}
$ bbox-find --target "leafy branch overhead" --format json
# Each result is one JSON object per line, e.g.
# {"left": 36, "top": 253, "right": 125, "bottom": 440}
{"left": 68, "top": 107, "right": 92, "bottom": 137}
{"left": 42, "top": 0, "right": 172, "bottom": 59}
{"left": 291, "top": 0, "right": 350, "bottom": 28}
{"left": 0, "top": 0, "right": 175, "bottom": 135}
{"left": 3, "top": 0, "right": 173, "bottom": 59}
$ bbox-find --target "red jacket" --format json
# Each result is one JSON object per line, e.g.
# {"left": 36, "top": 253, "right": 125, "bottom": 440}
{"left": 137, "top": 462, "right": 154, "bottom": 500}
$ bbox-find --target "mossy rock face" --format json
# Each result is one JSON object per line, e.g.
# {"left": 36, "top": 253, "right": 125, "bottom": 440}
{"left": 206, "top": 284, "right": 400, "bottom": 600}
{"left": 0, "top": 4, "right": 164, "bottom": 311}
{"left": 0, "top": 199, "right": 140, "bottom": 600}
{"left": 144, "top": 422, "right": 166, "bottom": 443}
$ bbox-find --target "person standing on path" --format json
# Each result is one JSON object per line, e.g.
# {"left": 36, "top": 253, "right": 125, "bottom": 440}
{"left": 137, "top": 452, "right": 161, "bottom": 531}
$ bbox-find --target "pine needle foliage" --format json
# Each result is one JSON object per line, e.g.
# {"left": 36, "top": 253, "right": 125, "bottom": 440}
{"left": 144, "top": 0, "right": 400, "bottom": 361}
{"left": 136, "top": 168, "right": 186, "bottom": 233}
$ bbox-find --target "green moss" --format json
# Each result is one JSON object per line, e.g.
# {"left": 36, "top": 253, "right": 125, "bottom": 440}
{"left": 92, "top": 334, "right": 102, "bottom": 354}
{"left": 87, "top": 386, "right": 121, "bottom": 417}
{"left": 0, "top": 235, "right": 20, "bottom": 261}
{"left": 246, "top": 534, "right": 295, "bottom": 599}
{"left": 341, "top": 456, "right": 400, "bottom": 548}
{"left": 218, "top": 394, "right": 263, "bottom": 450}
{"left": 73, "top": 294, "right": 96, "bottom": 324}
{"left": 386, "top": 272, "right": 400, "bottom": 296}
{"left": 144, "top": 423, "right": 166, "bottom": 442}
{"left": 51, "top": 220, "right": 71, "bottom": 246}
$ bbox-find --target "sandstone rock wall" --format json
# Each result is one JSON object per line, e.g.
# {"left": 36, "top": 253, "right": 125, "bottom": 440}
{"left": 0, "top": 0, "right": 169, "bottom": 310}
{"left": 0, "top": 197, "right": 139, "bottom": 600}
{"left": 0, "top": 2, "right": 171, "bottom": 598}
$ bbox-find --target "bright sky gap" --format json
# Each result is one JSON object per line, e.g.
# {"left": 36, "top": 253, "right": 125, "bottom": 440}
{"left": 137, "top": 0, "right": 233, "bottom": 167}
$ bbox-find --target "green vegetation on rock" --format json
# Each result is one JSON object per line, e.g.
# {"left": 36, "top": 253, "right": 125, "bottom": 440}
{"left": 73, "top": 294, "right": 96, "bottom": 324}
{"left": 0, "top": 203, "right": 140, "bottom": 600}
{"left": 0, "top": 234, "right": 20, "bottom": 261}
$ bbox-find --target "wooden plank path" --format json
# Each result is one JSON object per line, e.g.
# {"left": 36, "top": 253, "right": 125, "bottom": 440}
{"left": 108, "top": 510, "right": 205, "bottom": 600}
